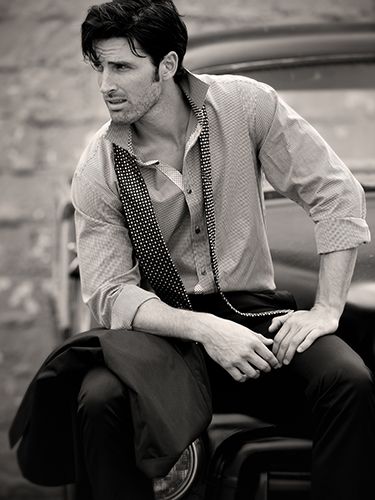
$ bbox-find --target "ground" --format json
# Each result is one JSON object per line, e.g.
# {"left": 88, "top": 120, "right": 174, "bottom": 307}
{"left": 0, "top": 0, "right": 374, "bottom": 498}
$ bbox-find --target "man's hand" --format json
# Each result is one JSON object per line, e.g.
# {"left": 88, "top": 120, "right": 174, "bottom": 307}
{"left": 269, "top": 248, "right": 358, "bottom": 366}
{"left": 133, "top": 298, "right": 281, "bottom": 383}
{"left": 198, "top": 314, "right": 280, "bottom": 382}
{"left": 269, "top": 306, "right": 339, "bottom": 365}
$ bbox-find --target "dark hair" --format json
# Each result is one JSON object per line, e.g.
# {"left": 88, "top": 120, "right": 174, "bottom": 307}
{"left": 81, "top": 0, "right": 188, "bottom": 82}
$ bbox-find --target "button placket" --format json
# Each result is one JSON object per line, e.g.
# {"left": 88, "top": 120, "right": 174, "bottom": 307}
{"left": 184, "top": 146, "right": 215, "bottom": 293}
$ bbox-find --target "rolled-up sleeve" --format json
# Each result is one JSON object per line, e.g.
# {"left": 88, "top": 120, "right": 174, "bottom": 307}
{"left": 253, "top": 82, "right": 371, "bottom": 253}
{"left": 71, "top": 147, "right": 159, "bottom": 330}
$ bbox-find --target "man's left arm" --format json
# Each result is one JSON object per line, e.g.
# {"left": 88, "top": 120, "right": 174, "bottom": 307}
{"left": 269, "top": 247, "right": 358, "bottom": 365}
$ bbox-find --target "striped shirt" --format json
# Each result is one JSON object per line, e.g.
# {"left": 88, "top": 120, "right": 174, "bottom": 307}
{"left": 71, "top": 71, "right": 370, "bottom": 330}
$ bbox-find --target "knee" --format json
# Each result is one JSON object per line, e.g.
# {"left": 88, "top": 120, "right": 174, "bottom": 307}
{"left": 77, "top": 365, "right": 129, "bottom": 421}
{"left": 319, "top": 355, "right": 374, "bottom": 404}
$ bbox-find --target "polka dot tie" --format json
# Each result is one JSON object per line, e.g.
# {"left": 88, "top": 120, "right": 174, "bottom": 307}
{"left": 113, "top": 143, "right": 191, "bottom": 310}
{"left": 113, "top": 99, "right": 291, "bottom": 317}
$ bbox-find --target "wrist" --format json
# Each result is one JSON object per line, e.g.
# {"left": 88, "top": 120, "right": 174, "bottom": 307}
{"left": 312, "top": 302, "right": 342, "bottom": 322}
{"left": 185, "top": 311, "right": 216, "bottom": 345}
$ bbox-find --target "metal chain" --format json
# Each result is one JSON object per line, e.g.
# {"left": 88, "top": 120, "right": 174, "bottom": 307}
{"left": 186, "top": 96, "right": 292, "bottom": 318}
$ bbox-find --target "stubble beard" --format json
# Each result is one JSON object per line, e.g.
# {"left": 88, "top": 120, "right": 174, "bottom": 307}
{"left": 107, "top": 73, "right": 163, "bottom": 126}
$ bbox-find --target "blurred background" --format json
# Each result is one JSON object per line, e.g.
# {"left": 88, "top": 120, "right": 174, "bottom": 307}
{"left": 0, "top": 0, "right": 374, "bottom": 498}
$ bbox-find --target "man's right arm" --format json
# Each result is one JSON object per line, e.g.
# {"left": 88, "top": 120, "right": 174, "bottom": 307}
{"left": 132, "top": 297, "right": 280, "bottom": 381}
{"left": 71, "top": 143, "right": 162, "bottom": 331}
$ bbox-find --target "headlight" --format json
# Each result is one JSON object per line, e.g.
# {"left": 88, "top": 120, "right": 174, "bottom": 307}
{"left": 153, "top": 438, "right": 204, "bottom": 500}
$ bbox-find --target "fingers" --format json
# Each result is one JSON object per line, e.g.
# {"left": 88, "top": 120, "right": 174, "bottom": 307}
{"left": 253, "top": 343, "right": 280, "bottom": 370}
{"left": 252, "top": 334, "right": 279, "bottom": 368}
{"left": 296, "top": 331, "right": 320, "bottom": 353}
{"left": 254, "top": 333, "right": 274, "bottom": 346}
{"left": 274, "top": 333, "right": 301, "bottom": 365}
{"left": 270, "top": 310, "right": 331, "bottom": 365}
{"left": 202, "top": 317, "right": 283, "bottom": 382}
{"left": 239, "top": 371, "right": 258, "bottom": 383}
{"left": 227, "top": 365, "right": 260, "bottom": 382}
{"left": 278, "top": 329, "right": 321, "bottom": 365}
{"left": 272, "top": 319, "right": 304, "bottom": 365}
{"left": 268, "top": 311, "right": 294, "bottom": 332}
{"left": 269, "top": 314, "right": 297, "bottom": 364}
{"left": 232, "top": 346, "right": 280, "bottom": 382}
{"left": 222, "top": 334, "right": 280, "bottom": 380}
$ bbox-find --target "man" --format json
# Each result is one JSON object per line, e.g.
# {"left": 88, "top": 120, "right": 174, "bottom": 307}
{"left": 10, "top": 0, "right": 375, "bottom": 498}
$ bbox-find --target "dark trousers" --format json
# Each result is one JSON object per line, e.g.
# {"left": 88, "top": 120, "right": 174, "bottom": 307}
{"left": 77, "top": 297, "right": 375, "bottom": 500}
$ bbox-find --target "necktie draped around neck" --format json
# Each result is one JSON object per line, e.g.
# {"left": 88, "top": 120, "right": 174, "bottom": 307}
{"left": 113, "top": 101, "right": 291, "bottom": 318}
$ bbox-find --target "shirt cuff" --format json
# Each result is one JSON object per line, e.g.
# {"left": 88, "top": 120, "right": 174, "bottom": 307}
{"left": 111, "top": 285, "right": 160, "bottom": 330}
{"left": 315, "top": 217, "right": 371, "bottom": 254}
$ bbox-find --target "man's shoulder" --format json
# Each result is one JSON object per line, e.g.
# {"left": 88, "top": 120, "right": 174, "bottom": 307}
{"left": 189, "top": 72, "right": 278, "bottom": 125}
{"left": 72, "top": 120, "right": 121, "bottom": 209}
{"left": 75, "top": 121, "right": 112, "bottom": 175}
{"left": 192, "top": 72, "right": 278, "bottom": 113}
{"left": 196, "top": 72, "right": 274, "bottom": 94}
{"left": 82, "top": 120, "right": 112, "bottom": 157}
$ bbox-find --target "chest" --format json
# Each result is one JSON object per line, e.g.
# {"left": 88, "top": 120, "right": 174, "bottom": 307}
{"left": 141, "top": 142, "right": 185, "bottom": 172}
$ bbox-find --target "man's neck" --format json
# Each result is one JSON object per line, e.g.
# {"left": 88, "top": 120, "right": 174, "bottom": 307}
{"left": 131, "top": 82, "right": 192, "bottom": 169}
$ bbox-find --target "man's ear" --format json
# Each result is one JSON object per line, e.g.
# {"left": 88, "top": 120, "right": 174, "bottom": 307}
{"left": 160, "top": 51, "right": 179, "bottom": 81}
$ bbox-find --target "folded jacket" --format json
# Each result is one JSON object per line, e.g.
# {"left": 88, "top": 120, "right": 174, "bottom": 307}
{"left": 8, "top": 328, "right": 212, "bottom": 486}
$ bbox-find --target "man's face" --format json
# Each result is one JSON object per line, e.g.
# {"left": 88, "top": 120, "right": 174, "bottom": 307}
{"left": 92, "top": 38, "right": 163, "bottom": 125}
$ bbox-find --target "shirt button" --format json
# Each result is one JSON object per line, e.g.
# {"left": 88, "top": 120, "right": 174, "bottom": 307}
{"left": 195, "top": 226, "right": 201, "bottom": 234}
{"left": 186, "top": 188, "right": 192, "bottom": 194}
{"left": 201, "top": 268, "right": 207, "bottom": 276}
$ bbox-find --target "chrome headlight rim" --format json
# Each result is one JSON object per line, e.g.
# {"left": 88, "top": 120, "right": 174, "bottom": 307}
{"left": 153, "top": 437, "right": 205, "bottom": 500}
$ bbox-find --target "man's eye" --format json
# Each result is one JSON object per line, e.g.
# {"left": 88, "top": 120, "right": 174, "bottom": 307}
{"left": 91, "top": 61, "right": 103, "bottom": 72}
{"left": 115, "top": 64, "right": 129, "bottom": 71}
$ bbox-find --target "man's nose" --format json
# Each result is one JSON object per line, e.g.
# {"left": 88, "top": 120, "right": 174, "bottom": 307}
{"left": 98, "top": 70, "right": 116, "bottom": 95}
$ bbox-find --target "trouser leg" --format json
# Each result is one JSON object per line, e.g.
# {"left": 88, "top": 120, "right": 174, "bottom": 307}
{"left": 289, "top": 334, "right": 375, "bottom": 500}
{"left": 205, "top": 321, "right": 375, "bottom": 500}
{"left": 77, "top": 364, "right": 155, "bottom": 500}
{"left": 195, "top": 293, "right": 375, "bottom": 498}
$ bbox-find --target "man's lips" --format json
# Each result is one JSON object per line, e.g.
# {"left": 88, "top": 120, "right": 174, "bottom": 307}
{"left": 106, "top": 98, "right": 126, "bottom": 103}
{"left": 105, "top": 98, "right": 127, "bottom": 109}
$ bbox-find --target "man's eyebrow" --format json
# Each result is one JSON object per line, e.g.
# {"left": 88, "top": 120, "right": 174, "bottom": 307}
{"left": 111, "top": 60, "right": 133, "bottom": 65}
{"left": 105, "top": 60, "right": 136, "bottom": 67}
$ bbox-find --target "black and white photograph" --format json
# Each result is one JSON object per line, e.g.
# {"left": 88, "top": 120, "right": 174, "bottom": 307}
{"left": 1, "top": 1, "right": 375, "bottom": 499}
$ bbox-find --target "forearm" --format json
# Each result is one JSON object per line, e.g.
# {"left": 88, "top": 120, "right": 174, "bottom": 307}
{"left": 314, "top": 247, "right": 358, "bottom": 319}
{"left": 132, "top": 297, "right": 205, "bottom": 342}
{"left": 133, "top": 296, "right": 280, "bottom": 381}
